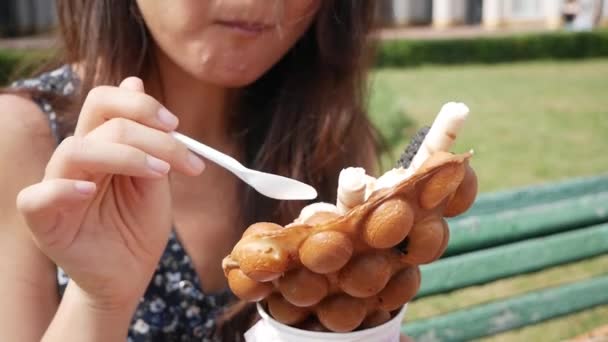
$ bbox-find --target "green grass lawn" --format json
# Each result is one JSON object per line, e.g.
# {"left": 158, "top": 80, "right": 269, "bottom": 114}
{"left": 369, "top": 59, "right": 608, "bottom": 193}
{"left": 368, "top": 59, "right": 608, "bottom": 341}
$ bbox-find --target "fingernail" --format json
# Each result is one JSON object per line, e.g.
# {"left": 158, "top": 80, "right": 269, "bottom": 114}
{"left": 157, "top": 107, "right": 179, "bottom": 128}
{"left": 146, "top": 155, "right": 171, "bottom": 174}
{"left": 188, "top": 152, "right": 206, "bottom": 172}
{"left": 74, "top": 181, "right": 96, "bottom": 195}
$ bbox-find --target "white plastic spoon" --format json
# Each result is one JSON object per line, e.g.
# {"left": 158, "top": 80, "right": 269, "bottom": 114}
{"left": 171, "top": 132, "right": 318, "bottom": 201}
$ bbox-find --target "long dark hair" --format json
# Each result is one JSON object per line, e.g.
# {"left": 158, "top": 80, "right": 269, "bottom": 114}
{"left": 12, "top": 0, "right": 380, "bottom": 340}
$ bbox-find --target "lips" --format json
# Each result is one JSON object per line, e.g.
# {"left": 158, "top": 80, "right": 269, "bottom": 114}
{"left": 214, "top": 19, "right": 274, "bottom": 35}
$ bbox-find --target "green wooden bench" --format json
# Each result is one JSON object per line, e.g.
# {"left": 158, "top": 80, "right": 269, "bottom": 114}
{"left": 401, "top": 174, "right": 608, "bottom": 341}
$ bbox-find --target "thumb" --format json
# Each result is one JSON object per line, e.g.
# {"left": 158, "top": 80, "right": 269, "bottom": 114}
{"left": 119, "top": 77, "right": 145, "bottom": 93}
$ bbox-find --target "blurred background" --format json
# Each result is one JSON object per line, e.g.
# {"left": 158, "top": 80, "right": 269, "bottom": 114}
{"left": 1, "top": 1, "right": 607, "bottom": 341}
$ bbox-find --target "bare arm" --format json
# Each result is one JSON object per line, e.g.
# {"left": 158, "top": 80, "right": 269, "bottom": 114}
{"left": 1, "top": 94, "right": 137, "bottom": 341}
{"left": 10, "top": 78, "right": 200, "bottom": 341}
{"left": 0, "top": 94, "right": 60, "bottom": 341}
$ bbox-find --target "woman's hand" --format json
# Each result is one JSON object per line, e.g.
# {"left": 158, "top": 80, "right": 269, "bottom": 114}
{"left": 16, "top": 78, "right": 205, "bottom": 310}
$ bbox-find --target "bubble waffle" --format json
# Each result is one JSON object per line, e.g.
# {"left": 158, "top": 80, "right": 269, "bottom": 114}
{"left": 222, "top": 102, "right": 478, "bottom": 333}
{"left": 223, "top": 151, "right": 476, "bottom": 331}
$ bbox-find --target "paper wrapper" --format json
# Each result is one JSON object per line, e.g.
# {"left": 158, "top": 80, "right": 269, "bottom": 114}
{"left": 245, "top": 303, "right": 408, "bottom": 342}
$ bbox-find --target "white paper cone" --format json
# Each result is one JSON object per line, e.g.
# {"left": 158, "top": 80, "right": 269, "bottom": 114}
{"left": 245, "top": 303, "right": 408, "bottom": 342}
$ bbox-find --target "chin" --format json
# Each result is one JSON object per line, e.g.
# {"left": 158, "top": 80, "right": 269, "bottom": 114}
{"left": 211, "top": 72, "right": 261, "bottom": 88}
{"left": 191, "top": 64, "right": 270, "bottom": 88}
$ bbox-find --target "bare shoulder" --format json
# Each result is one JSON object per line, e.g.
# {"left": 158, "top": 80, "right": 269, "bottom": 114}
{"left": 0, "top": 93, "right": 55, "bottom": 146}
{"left": 0, "top": 93, "right": 55, "bottom": 210}
{"left": 0, "top": 93, "right": 55, "bottom": 170}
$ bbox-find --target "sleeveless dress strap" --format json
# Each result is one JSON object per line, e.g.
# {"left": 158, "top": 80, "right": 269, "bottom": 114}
{"left": 10, "top": 65, "right": 79, "bottom": 145}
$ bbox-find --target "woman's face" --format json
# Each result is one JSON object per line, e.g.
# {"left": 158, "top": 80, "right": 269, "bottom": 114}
{"left": 136, "top": 0, "right": 320, "bottom": 87}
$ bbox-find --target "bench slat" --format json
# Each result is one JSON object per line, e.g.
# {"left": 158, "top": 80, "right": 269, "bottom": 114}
{"left": 418, "top": 222, "right": 608, "bottom": 297}
{"left": 403, "top": 274, "right": 608, "bottom": 342}
{"left": 456, "top": 174, "right": 608, "bottom": 218}
{"left": 445, "top": 191, "right": 608, "bottom": 256}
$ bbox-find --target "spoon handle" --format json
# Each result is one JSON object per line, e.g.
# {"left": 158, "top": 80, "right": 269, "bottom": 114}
{"left": 171, "top": 132, "right": 244, "bottom": 174}
{"left": 171, "top": 131, "right": 317, "bottom": 200}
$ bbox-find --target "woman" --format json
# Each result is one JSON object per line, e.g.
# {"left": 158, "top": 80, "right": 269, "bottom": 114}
{"left": 0, "top": 0, "right": 381, "bottom": 341}
{"left": 562, "top": 0, "right": 581, "bottom": 30}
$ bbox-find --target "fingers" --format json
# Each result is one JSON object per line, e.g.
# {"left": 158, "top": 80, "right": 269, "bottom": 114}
{"left": 44, "top": 136, "right": 173, "bottom": 180}
{"left": 16, "top": 179, "right": 96, "bottom": 237}
{"left": 52, "top": 77, "right": 204, "bottom": 179}
{"left": 55, "top": 77, "right": 203, "bottom": 181}
{"left": 74, "top": 83, "right": 178, "bottom": 136}
{"left": 86, "top": 118, "right": 205, "bottom": 176}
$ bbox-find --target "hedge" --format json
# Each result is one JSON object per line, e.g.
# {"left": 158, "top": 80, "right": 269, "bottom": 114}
{"left": 0, "top": 49, "right": 52, "bottom": 86}
{"left": 375, "top": 29, "right": 608, "bottom": 68}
